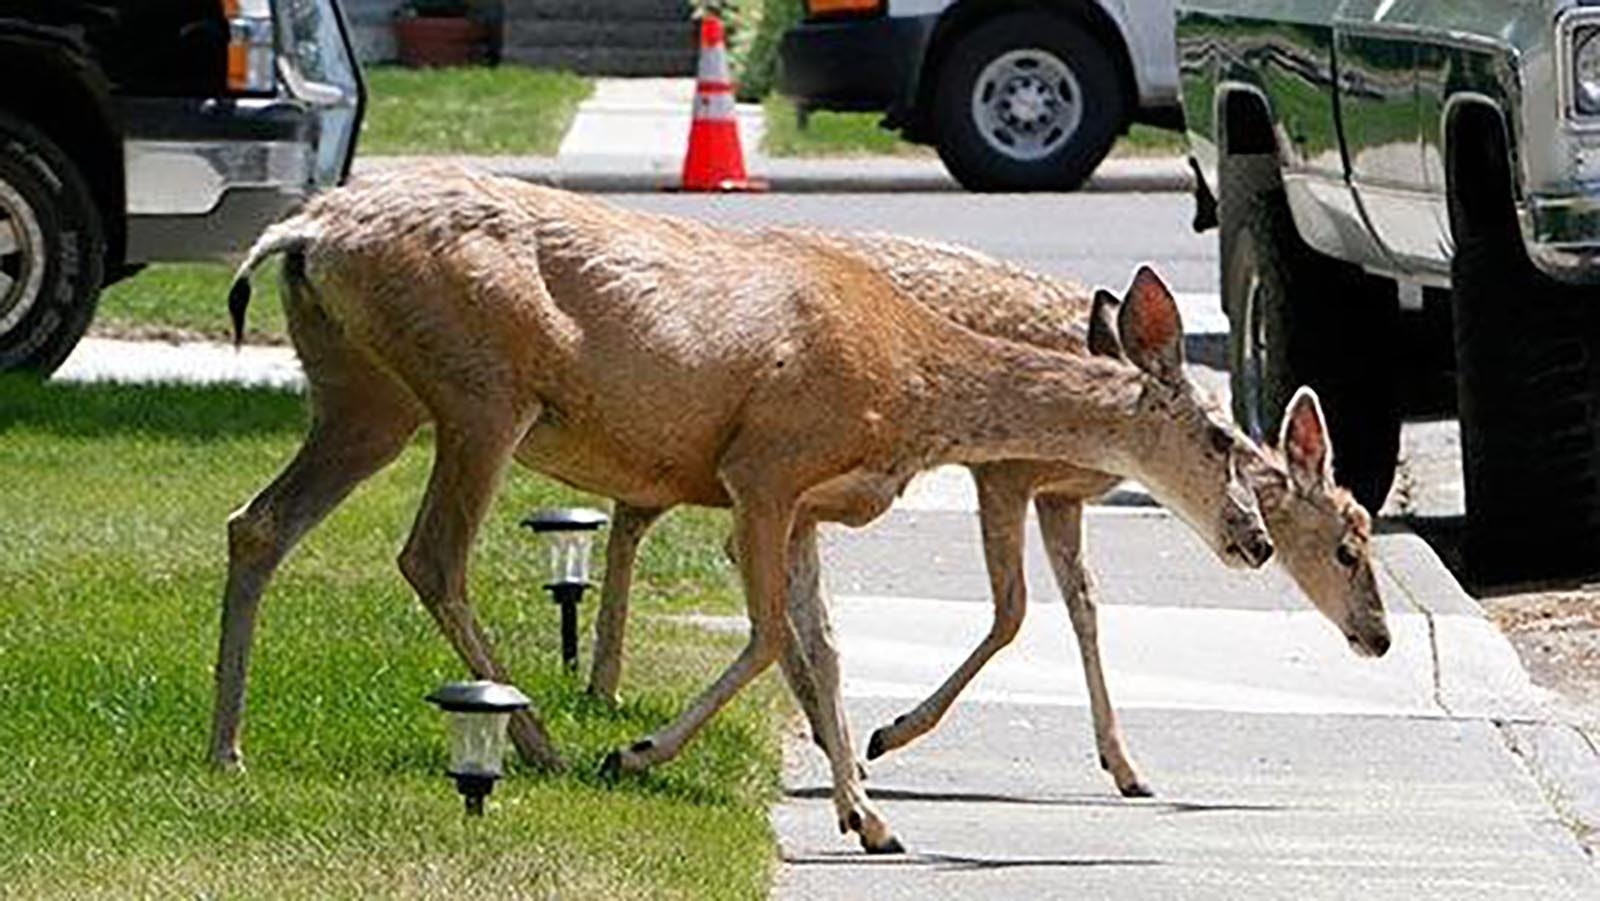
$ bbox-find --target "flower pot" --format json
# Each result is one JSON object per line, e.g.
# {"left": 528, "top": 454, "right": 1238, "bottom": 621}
{"left": 393, "top": 16, "right": 490, "bottom": 68}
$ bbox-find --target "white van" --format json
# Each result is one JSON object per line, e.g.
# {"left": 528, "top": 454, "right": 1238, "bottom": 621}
{"left": 779, "top": 0, "right": 1180, "bottom": 191}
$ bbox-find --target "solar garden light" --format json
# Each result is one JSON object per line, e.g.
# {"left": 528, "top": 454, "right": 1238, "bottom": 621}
{"left": 426, "top": 679, "right": 530, "bottom": 816}
{"left": 519, "top": 507, "right": 609, "bottom": 672}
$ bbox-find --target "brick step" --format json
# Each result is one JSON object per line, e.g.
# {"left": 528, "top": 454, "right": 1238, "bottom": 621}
{"left": 505, "top": 18, "right": 697, "bottom": 52}
{"left": 501, "top": 45, "right": 698, "bottom": 76}
{"left": 503, "top": 0, "right": 693, "bottom": 22}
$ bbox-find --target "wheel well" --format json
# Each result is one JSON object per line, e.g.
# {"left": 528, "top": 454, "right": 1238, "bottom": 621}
{"left": 1444, "top": 101, "right": 1515, "bottom": 239}
{"left": 1219, "top": 88, "right": 1276, "bottom": 156}
{"left": 907, "top": 0, "right": 1136, "bottom": 144}
{"left": 0, "top": 42, "right": 124, "bottom": 272}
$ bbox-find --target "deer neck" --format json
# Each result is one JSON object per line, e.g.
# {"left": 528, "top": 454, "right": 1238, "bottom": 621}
{"left": 903, "top": 332, "right": 1149, "bottom": 474}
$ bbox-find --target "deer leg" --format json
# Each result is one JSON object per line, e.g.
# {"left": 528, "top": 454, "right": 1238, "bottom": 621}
{"left": 586, "top": 502, "right": 667, "bottom": 704}
{"left": 210, "top": 303, "right": 425, "bottom": 771}
{"left": 866, "top": 465, "right": 1030, "bottom": 760}
{"left": 398, "top": 422, "right": 563, "bottom": 771}
{"left": 784, "top": 519, "right": 881, "bottom": 803}
{"left": 1035, "top": 492, "right": 1150, "bottom": 798}
{"left": 212, "top": 410, "right": 419, "bottom": 770}
{"left": 778, "top": 608, "right": 831, "bottom": 757}
{"left": 600, "top": 492, "right": 899, "bottom": 852}
{"left": 727, "top": 525, "right": 832, "bottom": 757}
{"left": 600, "top": 491, "right": 793, "bottom": 775}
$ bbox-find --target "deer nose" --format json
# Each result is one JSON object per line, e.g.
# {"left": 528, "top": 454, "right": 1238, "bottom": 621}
{"left": 1228, "top": 532, "right": 1274, "bottom": 568}
{"left": 1362, "top": 628, "right": 1392, "bottom": 658}
{"left": 1369, "top": 630, "right": 1392, "bottom": 657}
{"left": 1347, "top": 624, "right": 1391, "bottom": 658}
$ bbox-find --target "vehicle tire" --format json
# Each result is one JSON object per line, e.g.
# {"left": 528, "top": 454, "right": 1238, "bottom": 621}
{"left": 1451, "top": 151, "right": 1600, "bottom": 584}
{"left": 1220, "top": 152, "right": 1400, "bottom": 512}
{"left": 931, "top": 12, "right": 1125, "bottom": 192}
{"left": 0, "top": 109, "right": 105, "bottom": 375}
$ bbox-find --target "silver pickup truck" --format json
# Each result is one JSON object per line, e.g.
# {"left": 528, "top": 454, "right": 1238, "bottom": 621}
{"left": 1179, "top": 0, "right": 1600, "bottom": 583}
{"left": 0, "top": 0, "right": 362, "bottom": 375}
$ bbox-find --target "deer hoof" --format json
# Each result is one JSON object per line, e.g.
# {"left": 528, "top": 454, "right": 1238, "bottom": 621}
{"left": 599, "top": 750, "right": 625, "bottom": 781}
{"left": 866, "top": 728, "right": 891, "bottom": 761}
{"left": 862, "top": 833, "right": 906, "bottom": 855}
{"left": 1118, "top": 779, "right": 1154, "bottom": 799}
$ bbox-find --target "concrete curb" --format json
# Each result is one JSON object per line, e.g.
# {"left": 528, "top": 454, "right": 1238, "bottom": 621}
{"left": 352, "top": 154, "right": 1194, "bottom": 195}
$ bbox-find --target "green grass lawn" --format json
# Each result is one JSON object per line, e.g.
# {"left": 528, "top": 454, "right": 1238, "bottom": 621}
{"left": 0, "top": 378, "right": 783, "bottom": 898}
{"left": 760, "top": 95, "right": 931, "bottom": 158}
{"left": 360, "top": 66, "right": 593, "bottom": 156}
{"left": 1113, "top": 123, "right": 1189, "bottom": 157}
{"left": 96, "top": 263, "right": 284, "bottom": 343}
{"left": 761, "top": 94, "right": 1185, "bottom": 159}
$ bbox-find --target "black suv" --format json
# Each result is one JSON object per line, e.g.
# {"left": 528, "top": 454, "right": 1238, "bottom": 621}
{"left": 0, "top": 0, "right": 364, "bottom": 374}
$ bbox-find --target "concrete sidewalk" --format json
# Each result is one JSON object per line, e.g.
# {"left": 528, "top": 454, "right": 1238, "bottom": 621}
{"left": 772, "top": 490, "right": 1600, "bottom": 897}
{"left": 352, "top": 77, "right": 1194, "bottom": 194}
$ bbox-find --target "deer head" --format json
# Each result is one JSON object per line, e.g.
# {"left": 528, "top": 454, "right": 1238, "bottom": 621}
{"left": 1259, "top": 387, "right": 1391, "bottom": 657}
{"left": 1097, "top": 267, "right": 1273, "bottom": 570}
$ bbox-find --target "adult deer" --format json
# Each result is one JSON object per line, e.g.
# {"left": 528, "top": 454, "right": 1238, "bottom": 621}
{"left": 213, "top": 166, "right": 1271, "bottom": 852}
{"left": 588, "top": 232, "right": 1391, "bottom": 799}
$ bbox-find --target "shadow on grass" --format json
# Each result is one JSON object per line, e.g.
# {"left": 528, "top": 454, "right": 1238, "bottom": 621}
{"left": 488, "top": 687, "right": 768, "bottom": 810}
{"left": 1, "top": 376, "right": 306, "bottom": 440}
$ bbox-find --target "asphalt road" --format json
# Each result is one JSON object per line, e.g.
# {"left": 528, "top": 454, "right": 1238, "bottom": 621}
{"left": 609, "top": 192, "right": 1219, "bottom": 297}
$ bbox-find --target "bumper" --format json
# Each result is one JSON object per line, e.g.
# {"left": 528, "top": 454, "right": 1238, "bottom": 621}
{"left": 121, "top": 98, "right": 320, "bottom": 263}
{"left": 122, "top": 98, "right": 318, "bottom": 215}
{"left": 1523, "top": 193, "right": 1600, "bottom": 284}
{"left": 125, "top": 189, "right": 305, "bottom": 263}
{"left": 778, "top": 14, "right": 936, "bottom": 127}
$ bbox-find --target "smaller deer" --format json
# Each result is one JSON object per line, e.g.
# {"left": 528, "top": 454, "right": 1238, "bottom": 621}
{"left": 215, "top": 167, "right": 1272, "bottom": 852}
{"left": 586, "top": 233, "right": 1390, "bottom": 799}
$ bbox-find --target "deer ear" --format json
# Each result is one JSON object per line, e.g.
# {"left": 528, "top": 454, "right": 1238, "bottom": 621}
{"left": 1117, "top": 265, "right": 1185, "bottom": 382}
{"left": 1281, "top": 386, "right": 1334, "bottom": 490}
{"left": 1087, "top": 289, "right": 1125, "bottom": 359}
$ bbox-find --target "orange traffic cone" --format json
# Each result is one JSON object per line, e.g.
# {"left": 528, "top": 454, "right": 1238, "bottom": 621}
{"left": 679, "top": 15, "right": 765, "bottom": 192}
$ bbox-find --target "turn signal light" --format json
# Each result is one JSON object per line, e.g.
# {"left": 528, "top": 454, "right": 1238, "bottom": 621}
{"left": 806, "top": 0, "right": 886, "bottom": 18}
{"left": 223, "top": 0, "right": 276, "bottom": 93}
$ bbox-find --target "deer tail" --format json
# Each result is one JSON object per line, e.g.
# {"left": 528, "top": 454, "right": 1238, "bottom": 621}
{"left": 228, "top": 217, "right": 319, "bottom": 347}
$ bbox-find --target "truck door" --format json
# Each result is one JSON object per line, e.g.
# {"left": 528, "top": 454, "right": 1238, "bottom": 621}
{"left": 1333, "top": 0, "right": 1445, "bottom": 276}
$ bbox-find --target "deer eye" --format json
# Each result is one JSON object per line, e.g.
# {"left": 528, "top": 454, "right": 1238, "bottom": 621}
{"left": 1336, "top": 544, "right": 1360, "bottom": 568}
{"left": 1208, "top": 425, "right": 1233, "bottom": 455}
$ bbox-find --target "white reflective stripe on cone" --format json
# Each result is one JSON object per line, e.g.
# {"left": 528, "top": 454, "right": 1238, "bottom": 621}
{"left": 697, "top": 45, "right": 731, "bottom": 82}
{"left": 693, "top": 90, "right": 737, "bottom": 121}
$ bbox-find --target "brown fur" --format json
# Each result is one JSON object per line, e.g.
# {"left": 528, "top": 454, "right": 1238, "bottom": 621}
{"left": 212, "top": 166, "right": 1272, "bottom": 851}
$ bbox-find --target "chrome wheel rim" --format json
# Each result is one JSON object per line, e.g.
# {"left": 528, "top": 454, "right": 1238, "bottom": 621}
{"left": 0, "top": 177, "right": 45, "bottom": 336}
{"left": 971, "top": 48, "right": 1083, "bottom": 162}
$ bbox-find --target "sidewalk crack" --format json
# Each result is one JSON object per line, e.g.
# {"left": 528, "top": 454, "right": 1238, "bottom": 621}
{"left": 1424, "top": 610, "right": 1454, "bottom": 717}
{"left": 1493, "top": 721, "right": 1599, "bottom": 860}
